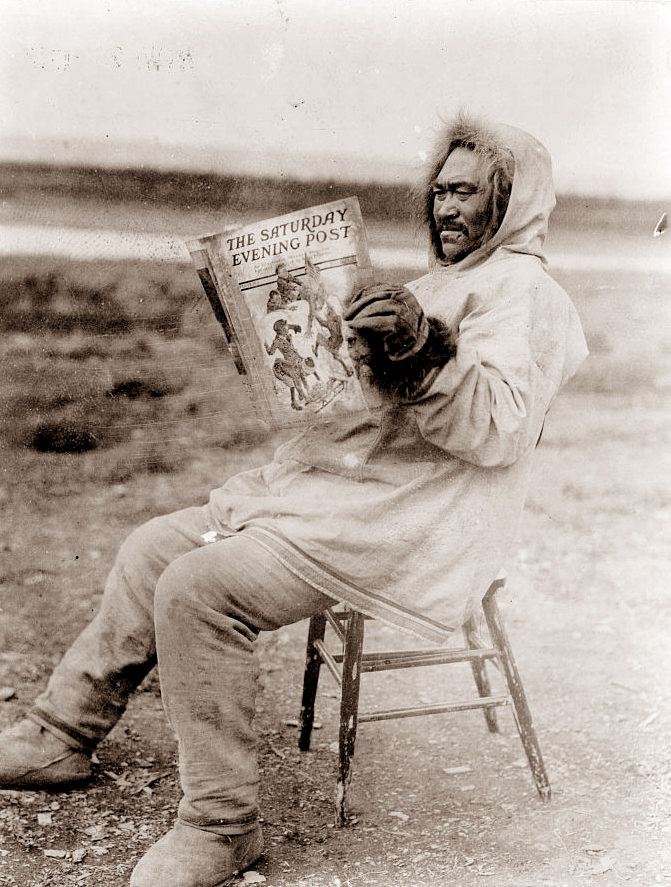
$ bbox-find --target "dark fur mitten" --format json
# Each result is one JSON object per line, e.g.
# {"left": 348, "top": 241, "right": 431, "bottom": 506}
{"left": 363, "top": 316, "right": 457, "bottom": 401}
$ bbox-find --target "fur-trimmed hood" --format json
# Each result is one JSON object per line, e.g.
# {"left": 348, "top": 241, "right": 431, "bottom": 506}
{"left": 431, "top": 122, "right": 556, "bottom": 271}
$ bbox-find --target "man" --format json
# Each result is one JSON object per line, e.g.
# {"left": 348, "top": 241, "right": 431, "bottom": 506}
{"left": 0, "top": 113, "right": 587, "bottom": 886}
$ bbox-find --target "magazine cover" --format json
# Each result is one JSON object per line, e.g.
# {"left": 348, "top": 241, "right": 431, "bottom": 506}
{"left": 186, "top": 196, "right": 374, "bottom": 429}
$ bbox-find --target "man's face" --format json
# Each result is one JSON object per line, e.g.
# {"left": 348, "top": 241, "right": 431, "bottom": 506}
{"left": 431, "top": 148, "right": 494, "bottom": 263}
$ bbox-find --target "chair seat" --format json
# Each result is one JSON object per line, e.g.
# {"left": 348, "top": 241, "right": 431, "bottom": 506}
{"left": 298, "top": 576, "right": 551, "bottom": 824}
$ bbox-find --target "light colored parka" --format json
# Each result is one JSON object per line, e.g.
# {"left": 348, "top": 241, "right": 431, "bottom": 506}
{"left": 207, "top": 123, "right": 588, "bottom": 642}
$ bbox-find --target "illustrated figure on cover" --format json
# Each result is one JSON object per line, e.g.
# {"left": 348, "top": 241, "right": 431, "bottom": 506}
{"left": 265, "top": 318, "right": 311, "bottom": 409}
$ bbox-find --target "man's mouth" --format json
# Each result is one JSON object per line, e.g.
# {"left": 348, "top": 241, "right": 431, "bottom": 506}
{"left": 439, "top": 228, "right": 465, "bottom": 242}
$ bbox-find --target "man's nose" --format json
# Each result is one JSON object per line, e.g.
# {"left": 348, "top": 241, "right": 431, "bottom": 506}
{"left": 435, "top": 198, "right": 459, "bottom": 219}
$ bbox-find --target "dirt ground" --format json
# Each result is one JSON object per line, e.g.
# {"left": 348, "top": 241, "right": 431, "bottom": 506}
{"left": 1, "top": 203, "right": 670, "bottom": 886}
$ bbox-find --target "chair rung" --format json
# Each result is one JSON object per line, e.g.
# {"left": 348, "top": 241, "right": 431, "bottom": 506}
{"left": 313, "top": 639, "right": 499, "bottom": 680}
{"left": 329, "top": 647, "right": 499, "bottom": 672}
{"left": 365, "top": 647, "right": 499, "bottom": 671}
{"left": 312, "top": 639, "right": 342, "bottom": 684}
{"left": 325, "top": 611, "right": 347, "bottom": 644}
{"left": 358, "top": 695, "right": 509, "bottom": 723}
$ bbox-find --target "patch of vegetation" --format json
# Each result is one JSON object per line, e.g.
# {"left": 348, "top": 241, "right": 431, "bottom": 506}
{"left": 30, "top": 424, "right": 100, "bottom": 453}
{"left": 0, "top": 261, "right": 273, "bottom": 476}
{"left": 0, "top": 271, "right": 194, "bottom": 337}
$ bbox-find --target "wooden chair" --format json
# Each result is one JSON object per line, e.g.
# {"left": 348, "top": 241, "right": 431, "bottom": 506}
{"left": 298, "top": 576, "right": 551, "bottom": 824}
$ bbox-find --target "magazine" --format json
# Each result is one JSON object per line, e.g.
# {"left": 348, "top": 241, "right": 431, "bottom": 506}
{"left": 186, "top": 197, "right": 374, "bottom": 429}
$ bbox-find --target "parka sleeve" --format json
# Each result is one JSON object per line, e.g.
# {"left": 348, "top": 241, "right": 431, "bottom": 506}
{"left": 408, "top": 284, "right": 561, "bottom": 468}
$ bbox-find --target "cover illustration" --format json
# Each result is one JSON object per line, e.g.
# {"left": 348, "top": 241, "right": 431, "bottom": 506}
{"left": 186, "top": 197, "right": 373, "bottom": 429}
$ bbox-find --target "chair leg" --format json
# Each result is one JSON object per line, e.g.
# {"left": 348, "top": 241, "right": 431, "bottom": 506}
{"left": 336, "top": 610, "right": 365, "bottom": 825}
{"left": 299, "top": 613, "right": 327, "bottom": 752}
{"left": 482, "top": 588, "right": 552, "bottom": 801}
{"left": 463, "top": 616, "right": 499, "bottom": 734}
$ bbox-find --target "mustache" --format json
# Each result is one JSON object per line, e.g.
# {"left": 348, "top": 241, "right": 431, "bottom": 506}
{"left": 437, "top": 222, "right": 467, "bottom": 234}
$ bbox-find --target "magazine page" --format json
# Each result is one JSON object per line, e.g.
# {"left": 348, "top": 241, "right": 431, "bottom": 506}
{"left": 186, "top": 197, "right": 373, "bottom": 429}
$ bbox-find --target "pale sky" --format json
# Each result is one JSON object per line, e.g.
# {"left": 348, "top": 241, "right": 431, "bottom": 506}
{"left": 2, "top": 0, "right": 670, "bottom": 197}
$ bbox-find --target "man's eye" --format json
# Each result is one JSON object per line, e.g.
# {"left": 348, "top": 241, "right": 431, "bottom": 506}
{"left": 432, "top": 188, "right": 476, "bottom": 201}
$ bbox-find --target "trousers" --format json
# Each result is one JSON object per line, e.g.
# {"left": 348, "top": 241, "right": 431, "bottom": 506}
{"left": 31, "top": 504, "right": 334, "bottom": 833}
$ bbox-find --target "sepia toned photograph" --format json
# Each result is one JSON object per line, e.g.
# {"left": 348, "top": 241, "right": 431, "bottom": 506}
{"left": 1, "top": 1, "right": 669, "bottom": 885}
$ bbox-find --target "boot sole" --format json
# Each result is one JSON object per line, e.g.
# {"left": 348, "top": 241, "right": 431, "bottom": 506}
{"left": 0, "top": 773, "right": 91, "bottom": 790}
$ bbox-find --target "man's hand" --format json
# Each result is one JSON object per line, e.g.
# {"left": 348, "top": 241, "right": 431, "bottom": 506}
{"left": 344, "top": 284, "right": 429, "bottom": 361}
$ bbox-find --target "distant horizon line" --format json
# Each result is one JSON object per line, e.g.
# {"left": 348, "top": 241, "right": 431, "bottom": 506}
{"left": 1, "top": 134, "right": 418, "bottom": 186}
{"left": 2, "top": 135, "right": 669, "bottom": 203}
{"left": 1, "top": 158, "right": 668, "bottom": 209}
